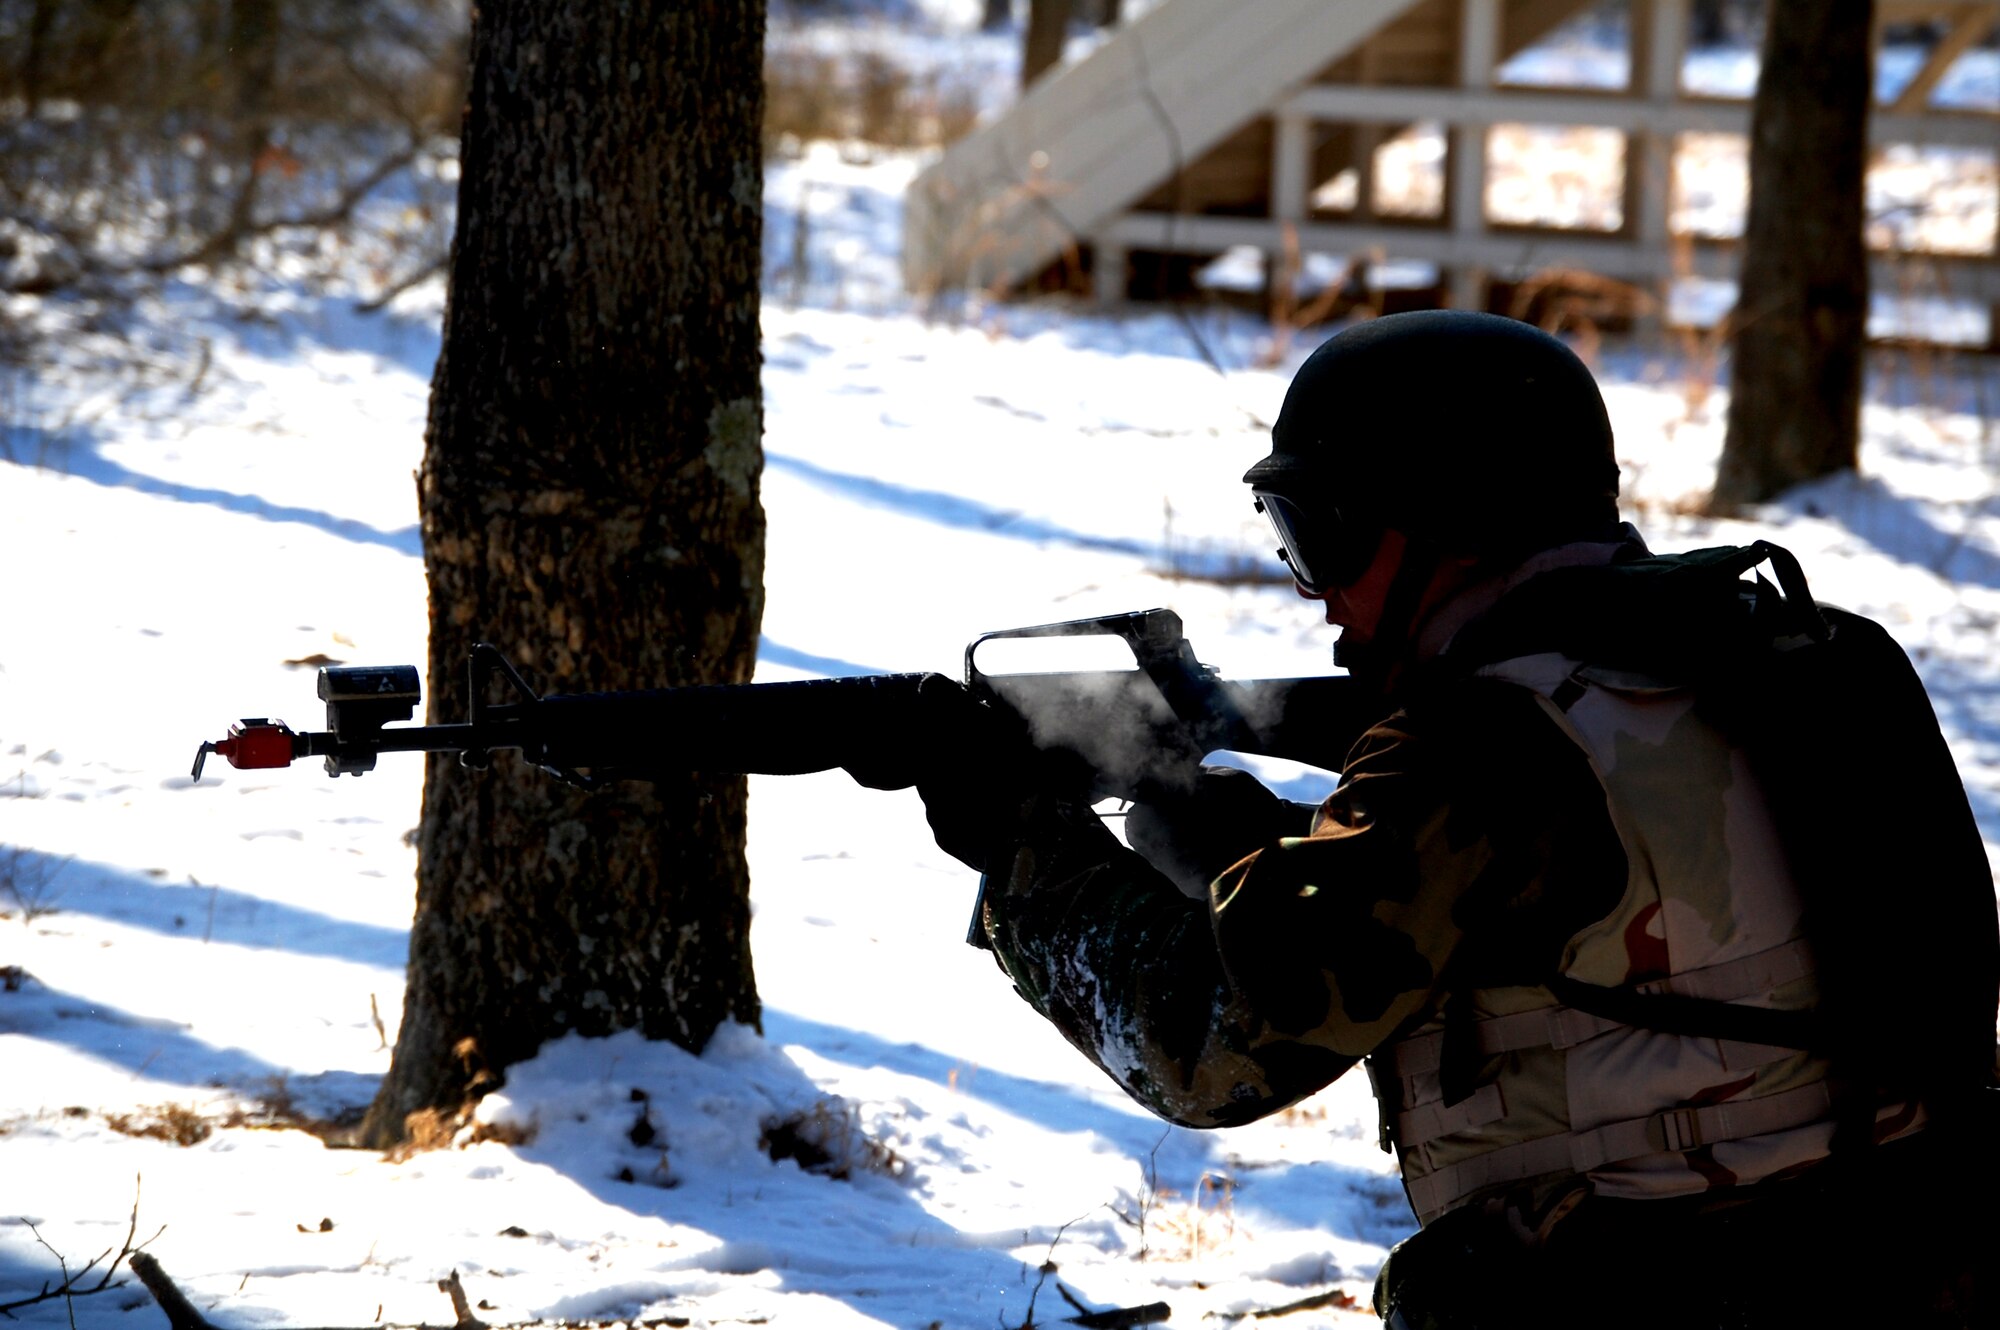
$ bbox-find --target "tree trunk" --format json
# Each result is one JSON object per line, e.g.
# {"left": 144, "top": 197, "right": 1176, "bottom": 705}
{"left": 1710, "top": 0, "right": 1873, "bottom": 514}
{"left": 1021, "top": 0, "right": 1069, "bottom": 90}
{"left": 226, "top": 0, "right": 278, "bottom": 121}
{"left": 361, "top": 0, "right": 767, "bottom": 1148}
{"left": 210, "top": 0, "right": 279, "bottom": 245}
{"left": 21, "top": 0, "right": 55, "bottom": 111}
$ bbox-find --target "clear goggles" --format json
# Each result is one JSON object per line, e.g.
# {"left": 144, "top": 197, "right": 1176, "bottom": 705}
{"left": 1251, "top": 490, "right": 1379, "bottom": 595}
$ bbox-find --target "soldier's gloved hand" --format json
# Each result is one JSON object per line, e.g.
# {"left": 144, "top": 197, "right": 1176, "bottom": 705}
{"left": 1123, "top": 765, "right": 1317, "bottom": 898}
{"left": 847, "top": 674, "right": 1044, "bottom": 874}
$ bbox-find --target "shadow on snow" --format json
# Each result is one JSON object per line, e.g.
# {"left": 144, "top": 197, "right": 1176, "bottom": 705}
{"left": 0, "top": 968, "right": 300, "bottom": 1090}
{"left": 1, "top": 425, "right": 421, "bottom": 556}
{"left": 498, "top": 1007, "right": 1407, "bottom": 1325}
{"left": 761, "top": 1009, "right": 1412, "bottom": 1238}
{"left": 766, "top": 451, "right": 1154, "bottom": 560}
{"left": 755, "top": 639, "right": 889, "bottom": 679}
{"left": 5, "top": 849, "right": 407, "bottom": 970}
{"left": 1766, "top": 467, "right": 2000, "bottom": 593}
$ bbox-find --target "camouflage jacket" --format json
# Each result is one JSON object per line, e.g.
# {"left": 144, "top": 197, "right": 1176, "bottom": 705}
{"left": 978, "top": 568, "right": 1903, "bottom": 1232}
{"left": 979, "top": 664, "right": 1628, "bottom": 1134}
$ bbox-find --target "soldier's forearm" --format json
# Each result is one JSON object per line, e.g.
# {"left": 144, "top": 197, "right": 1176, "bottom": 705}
{"left": 981, "top": 801, "right": 1345, "bottom": 1128}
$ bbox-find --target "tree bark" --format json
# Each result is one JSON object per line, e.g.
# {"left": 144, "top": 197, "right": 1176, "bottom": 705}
{"left": 226, "top": 0, "right": 278, "bottom": 121}
{"left": 1710, "top": 0, "right": 1873, "bottom": 514}
{"left": 361, "top": 0, "right": 767, "bottom": 1148}
{"left": 1021, "top": 0, "right": 1069, "bottom": 90}
{"left": 21, "top": 0, "right": 55, "bottom": 112}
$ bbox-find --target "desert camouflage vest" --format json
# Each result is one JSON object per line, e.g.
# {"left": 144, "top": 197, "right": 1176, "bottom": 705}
{"left": 1382, "top": 648, "right": 1922, "bottom": 1226}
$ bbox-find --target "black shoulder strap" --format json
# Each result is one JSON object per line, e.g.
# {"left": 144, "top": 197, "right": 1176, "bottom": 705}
{"left": 1743, "top": 540, "right": 1830, "bottom": 644}
{"left": 1447, "top": 541, "right": 1825, "bottom": 679}
{"left": 1548, "top": 974, "right": 1820, "bottom": 1051}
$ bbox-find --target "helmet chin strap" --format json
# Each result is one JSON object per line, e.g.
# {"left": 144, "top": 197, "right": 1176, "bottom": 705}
{"left": 1332, "top": 537, "right": 1441, "bottom": 692}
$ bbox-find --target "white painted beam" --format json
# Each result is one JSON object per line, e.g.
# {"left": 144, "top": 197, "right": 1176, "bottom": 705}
{"left": 1102, "top": 212, "right": 2000, "bottom": 302}
{"left": 1283, "top": 84, "right": 2000, "bottom": 148}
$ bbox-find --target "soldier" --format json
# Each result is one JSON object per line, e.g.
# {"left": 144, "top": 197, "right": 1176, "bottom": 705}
{"left": 913, "top": 311, "right": 1996, "bottom": 1328}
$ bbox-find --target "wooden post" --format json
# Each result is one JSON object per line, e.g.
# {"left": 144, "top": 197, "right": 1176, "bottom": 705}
{"left": 1353, "top": 36, "right": 1383, "bottom": 222}
{"left": 1628, "top": 0, "right": 1687, "bottom": 335}
{"left": 1273, "top": 109, "right": 1311, "bottom": 224}
{"left": 1092, "top": 237, "right": 1128, "bottom": 306}
{"left": 1634, "top": 0, "right": 1688, "bottom": 101}
{"left": 1450, "top": 0, "right": 1499, "bottom": 310}
{"left": 1269, "top": 110, "right": 1312, "bottom": 318}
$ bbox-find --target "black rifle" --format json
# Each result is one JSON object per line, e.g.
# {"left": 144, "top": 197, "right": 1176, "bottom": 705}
{"left": 193, "top": 608, "right": 1367, "bottom": 805}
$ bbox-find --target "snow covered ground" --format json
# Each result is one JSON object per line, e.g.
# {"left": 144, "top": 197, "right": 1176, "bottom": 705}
{"left": 4, "top": 12, "right": 2000, "bottom": 1330}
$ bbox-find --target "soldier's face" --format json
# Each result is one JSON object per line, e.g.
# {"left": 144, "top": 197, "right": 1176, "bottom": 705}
{"left": 1298, "top": 528, "right": 1406, "bottom": 642}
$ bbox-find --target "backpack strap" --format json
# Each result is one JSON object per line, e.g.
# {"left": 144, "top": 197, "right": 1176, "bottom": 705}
{"left": 1388, "top": 938, "right": 1819, "bottom": 1080}
{"left": 1404, "top": 1082, "right": 1839, "bottom": 1221}
{"left": 1445, "top": 540, "right": 1829, "bottom": 677}
{"left": 1547, "top": 973, "right": 1819, "bottom": 1053}
{"left": 1743, "top": 540, "right": 1830, "bottom": 644}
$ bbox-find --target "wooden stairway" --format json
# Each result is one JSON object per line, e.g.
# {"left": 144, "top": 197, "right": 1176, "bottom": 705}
{"left": 902, "top": 0, "right": 1602, "bottom": 296}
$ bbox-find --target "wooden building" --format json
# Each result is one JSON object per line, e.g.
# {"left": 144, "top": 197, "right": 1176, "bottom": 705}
{"left": 903, "top": 0, "right": 2000, "bottom": 346}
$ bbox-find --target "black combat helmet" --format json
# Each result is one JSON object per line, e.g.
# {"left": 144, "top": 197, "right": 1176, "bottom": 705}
{"left": 1244, "top": 310, "right": 1621, "bottom": 593}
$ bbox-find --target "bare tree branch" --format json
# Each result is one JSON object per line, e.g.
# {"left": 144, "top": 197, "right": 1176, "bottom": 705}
{"left": 354, "top": 250, "right": 450, "bottom": 315}
{"left": 135, "top": 141, "right": 422, "bottom": 278}
{"left": 1, "top": 1175, "right": 163, "bottom": 1319}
